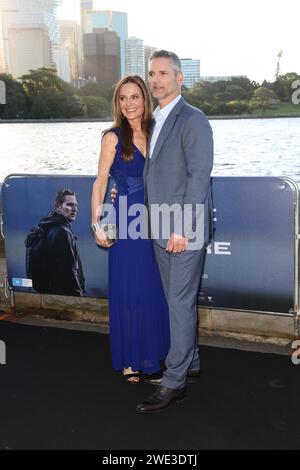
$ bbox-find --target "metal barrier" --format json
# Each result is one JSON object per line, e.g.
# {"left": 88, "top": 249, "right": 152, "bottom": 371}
{"left": 0, "top": 174, "right": 299, "bottom": 325}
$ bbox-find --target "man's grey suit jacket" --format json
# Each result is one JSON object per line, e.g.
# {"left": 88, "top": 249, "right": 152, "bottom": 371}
{"left": 143, "top": 97, "right": 214, "bottom": 249}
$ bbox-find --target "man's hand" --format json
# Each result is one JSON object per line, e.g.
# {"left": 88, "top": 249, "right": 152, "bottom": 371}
{"left": 94, "top": 225, "right": 113, "bottom": 249}
{"left": 166, "top": 233, "right": 188, "bottom": 253}
{"left": 111, "top": 185, "right": 117, "bottom": 203}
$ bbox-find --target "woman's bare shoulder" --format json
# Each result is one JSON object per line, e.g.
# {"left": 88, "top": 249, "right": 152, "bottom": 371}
{"left": 102, "top": 129, "right": 118, "bottom": 148}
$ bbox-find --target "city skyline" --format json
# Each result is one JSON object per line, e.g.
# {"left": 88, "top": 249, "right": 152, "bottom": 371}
{"left": 58, "top": 0, "right": 300, "bottom": 83}
{"left": 0, "top": 0, "right": 61, "bottom": 77}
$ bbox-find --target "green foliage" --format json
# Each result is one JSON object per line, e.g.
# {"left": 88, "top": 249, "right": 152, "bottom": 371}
{"left": 81, "top": 96, "right": 111, "bottom": 118}
{"left": 225, "top": 100, "right": 250, "bottom": 114}
{"left": 215, "top": 91, "right": 234, "bottom": 102}
{"left": 20, "top": 68, "right": 75, "bottom": 102}
{"left": 191, "top": 82, "right": 216, "bottom": 102}
{"left": 224, "top": 85, "right": 248, "bottom": 100}
{"left": 229, "top": 77, "right": 260, "bottom": 97}
{"left": 249, "top": 86, "right": 280, "bottom": 111}
{"left": 182, "top": 76, "right": 262, "bottom": 115}
{"left": 271, "top": 72, "right": 300, "bottom": 101}
{"left": 77, "top": 82, "right": 114, "bottom": 102}
{"left": 249, "top": 101, "right": 300, "bottom": 116}
{"left": 182, "top": 74, "right": 290, "bottom": 115}
{"left": 29, "top": 94, "right": 85, "bottom": 119}
{"left": 0, "top": 67, "right": 299, "bottom": 119}
{"left": 0, "top": 73, "right": 28, "bottom": 118}
{"left": 209, "top": 102, "right": 228, "bottom": 115}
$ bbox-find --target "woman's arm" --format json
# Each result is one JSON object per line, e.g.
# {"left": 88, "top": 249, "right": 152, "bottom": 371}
{"left": 91, "top": 131, "right": 118, "bottom": 248}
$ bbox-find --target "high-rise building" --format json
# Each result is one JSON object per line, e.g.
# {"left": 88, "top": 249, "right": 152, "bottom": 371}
{"left": 55, "top": 46, "right": 71, "bottom": 82}
{"left": 0, "top": 10, "right": 5, "bottom": 73}
{"left": 80, "top": 0, "right": 93, "bottom": 34}
{"left": 180, "top": 58, "right": 200, "bottom": 88}
{"left": 125, "top": 37, "right": 145, "bottom": 79}
{"left": 73, "top": 75, "right": 96, "bottom": 90}
{"left": 79, "top": 1, "right": 94, "bottom": 78}
{"left": 144, "top": 45, "right": 156, "bottom": 80}
{"left": 57, "top": 19, "right": 80, "bottom": 82}
{"left": 83, "top": 28, "right": 120, "bottom": 86}
{"left": 199, "top": 75, "right": 248, "bottom": 83}
{"left": 81, "top": 0, "right": 93, "bottom": 9}
{"left": 0, "top": 0, "right": 61, "bottom": 77}
{"left": 83, "top": 10, "right": 128, "bottom": 77}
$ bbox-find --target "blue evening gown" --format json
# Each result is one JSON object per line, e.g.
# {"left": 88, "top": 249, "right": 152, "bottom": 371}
{"left": 108, "top": 128, "right": 170, "bottom": 374}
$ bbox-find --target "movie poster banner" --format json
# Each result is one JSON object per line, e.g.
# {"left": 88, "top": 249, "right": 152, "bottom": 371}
{"left": 1, "top": 175, "right": 297, "bottom": 314}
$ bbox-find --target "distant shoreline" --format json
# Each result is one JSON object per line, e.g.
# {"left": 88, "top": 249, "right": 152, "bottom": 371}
{"left": 1, "top": 114, "right": 300, "bottom": 124}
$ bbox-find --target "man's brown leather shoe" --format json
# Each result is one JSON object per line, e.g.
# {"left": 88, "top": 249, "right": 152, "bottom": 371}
{"left": 136, "top": 386, "right": 187, "bottom": 414}
{"left": 143, "top": 370, "right": 201, "bottom": 386}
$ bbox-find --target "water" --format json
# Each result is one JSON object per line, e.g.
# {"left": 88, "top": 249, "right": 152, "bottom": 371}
{"left": 0, "top": 117, "right": 299, "bottom": 184}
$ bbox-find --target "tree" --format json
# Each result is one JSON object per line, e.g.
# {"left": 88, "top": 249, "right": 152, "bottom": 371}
{"left": 249, "top": 87, "right": 280, "bottom": 111}
{"left": 215, "top": 91, "right": 234, "bottom": 102}
{"left": 224, "top": 85, "right": 248, "bottom": 100}
{"left": 81, "top": 96, "right": 111, "bottom": 118}
{"left": 19, "top": 68, "right": 84, "bottom": 118}
{"left": 0, "top": 73, "right": 28, "bottom": 118}
{"left": 209, "top": 102, "right": 228, "bottom": 115}
{"left": 30, "top": 94, "right": 85, "bottom": 119}
{"left": 230, "top": 77, "right": 260, "bottom": 98}
{"left": 271, "top": 78, "right": 289, "bottom": 101}
{"left": 190, "top": 81, "right": 216, "bottom": 102}
{"left": 272, "top": 72, "right": 300, "bottom": 101}
{"left": 225, "top": 100, "right": 250, "bottom": 115}
{"left": 261, "top": 80, "right": 273, "bottom": 90}
{"left": 20, "top": 67, "right": 74, "bottom": 97}
{"left": 77, "top": 82, "right": 114, "bottom": 103}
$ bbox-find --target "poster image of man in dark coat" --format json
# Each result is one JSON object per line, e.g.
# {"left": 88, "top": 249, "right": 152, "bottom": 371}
{"left": 25, "top": 188, "right": 85, "bottom": 297}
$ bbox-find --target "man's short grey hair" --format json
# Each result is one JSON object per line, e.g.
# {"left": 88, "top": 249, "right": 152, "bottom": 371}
{"left": 149, "top": 50, "right": 182, "bottom": 73}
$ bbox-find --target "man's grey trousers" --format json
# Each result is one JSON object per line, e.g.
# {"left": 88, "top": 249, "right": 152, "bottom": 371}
{"left": 153, "top": 242, "right": 206, "bottom": 390}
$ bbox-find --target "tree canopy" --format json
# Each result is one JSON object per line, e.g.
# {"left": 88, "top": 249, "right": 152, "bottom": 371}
{"left": 0, "top": 67, "right": 299, "bottom": 119}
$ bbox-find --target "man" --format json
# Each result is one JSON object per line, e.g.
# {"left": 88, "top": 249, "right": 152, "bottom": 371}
{"left": 25, "top": 188, "right": 85, "bottom": 297}
{"left": 136, "top": 50, "right": 214, "bottom": 413}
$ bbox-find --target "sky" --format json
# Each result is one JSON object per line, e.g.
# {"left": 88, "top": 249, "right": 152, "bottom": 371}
{"left": 58, "top": 0, "right": 300, "bottom": 83}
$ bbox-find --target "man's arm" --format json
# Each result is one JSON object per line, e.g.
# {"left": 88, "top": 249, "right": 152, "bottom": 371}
{"left": 182, "top": 111, "right": 213, "bottom": 206}
{"left": 167, "top": 112, "right": 213, "bottom": 253}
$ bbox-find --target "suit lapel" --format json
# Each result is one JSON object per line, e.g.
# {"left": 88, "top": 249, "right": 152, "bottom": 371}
{"left": 147, "top": 118, "right": 156, "bottom": 156}
{"left": 149, "top": 97, "right": 185, "bottom": 168}
{"left": 144, "top": 118, "right": 155, "bottom": 178}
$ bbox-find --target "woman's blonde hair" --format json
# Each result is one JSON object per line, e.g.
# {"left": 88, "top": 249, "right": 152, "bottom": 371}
{"left": 104, "top": 75, "right": 152, "bottom": 161}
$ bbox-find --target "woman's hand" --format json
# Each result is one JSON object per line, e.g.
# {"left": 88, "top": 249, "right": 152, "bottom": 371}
{"left": 94, "top": 225, "right": 114, "bottom": 249}
{"left": 91, "top": 131, "right": 118, "bottom": 239}
{"left": 111, "top": 185, "right": 118, "bottom": 203}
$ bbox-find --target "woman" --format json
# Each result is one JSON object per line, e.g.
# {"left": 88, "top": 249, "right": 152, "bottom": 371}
{"left": 91, "top": 76, "right": 170, "bottom": 384}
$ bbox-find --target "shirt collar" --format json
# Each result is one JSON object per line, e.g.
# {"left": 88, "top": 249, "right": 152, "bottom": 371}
{"left": 153, "top": 94, "right": 182, "bottom": 121}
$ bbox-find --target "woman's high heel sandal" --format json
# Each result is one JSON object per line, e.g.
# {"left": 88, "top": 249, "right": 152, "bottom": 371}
{"left": 123, "top": 372, "right": 140, "bottom": 384}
